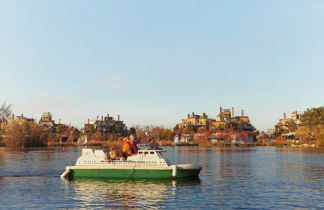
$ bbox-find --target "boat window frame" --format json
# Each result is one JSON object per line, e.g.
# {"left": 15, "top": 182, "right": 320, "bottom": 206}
{"left": 156, "top": 152, "right": 163, "bottom": 158}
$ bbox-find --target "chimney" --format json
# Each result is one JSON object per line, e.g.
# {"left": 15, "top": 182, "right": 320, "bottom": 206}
{"left": 231, "top": 107, "right": 234, "bottom": 118}
{"left": 21, "top": 114, "right": 23, "bottom": 119}
{"left": 203, "top": 113, "right": 207, "bottom": 119}
{"left": 101, "top": 115, "right": 103, "bottom": 121}
{"left": 188, "top": 114, "right": 190, "bottom": 118}
{"left": 59, "top": 119, "right": 61, "bottom": 124}
{"left": 284, "top": 113, "right": 286, "bottom": 119}
{"left": 118, "top": 115, "right": 120, "bottom": 121}
{"left": 241, "top": 110, "right": 244, "bottom": 116}
{"left": 97, "top": 115, "right": 99, "bottom": 120}
{"left": 12, "top": 114, "right": 14, "bottom": 120}
{"left": 192, "top": 112, "right": 195, "bottom": 117}
{"left": 220, "top": 106, "right": 222, "bottom": 113}
{"left": 88, "top": 119, "right": 90, "bottom": 124}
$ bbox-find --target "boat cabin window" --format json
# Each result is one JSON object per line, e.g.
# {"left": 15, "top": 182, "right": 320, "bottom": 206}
{"left": 139, "top": 151, "right": 155, "bottom": 155}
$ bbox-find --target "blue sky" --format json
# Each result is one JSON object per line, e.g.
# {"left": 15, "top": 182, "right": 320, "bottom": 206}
{"left": 0, "top": 0, "right": 323, "bottom": 130}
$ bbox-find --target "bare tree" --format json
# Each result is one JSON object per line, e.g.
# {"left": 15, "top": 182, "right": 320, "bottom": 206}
{"left": 0, "top": 101, "right": 12, "bottom": 122}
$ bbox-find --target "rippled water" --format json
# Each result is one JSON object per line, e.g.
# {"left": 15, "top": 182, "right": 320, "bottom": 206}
{"left": 1, "top": 146, "right": 324, "bottom": 209}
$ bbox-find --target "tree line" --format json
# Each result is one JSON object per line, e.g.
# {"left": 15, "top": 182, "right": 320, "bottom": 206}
{"left": 295, "top": 107, "right": 324, "bottom": 145}
{"left": 0, "top": 102, "right": 51, "bottom": 147}
{"left": 1, "top": 101, "right": 323, "bottom": 148}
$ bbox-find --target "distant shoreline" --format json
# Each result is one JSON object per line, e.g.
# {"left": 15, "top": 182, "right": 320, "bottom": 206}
{"left": 0, "top": 141, "right": 320, "bottom": 149}
{"left": 45, "top": 141, "right": 320, "bottom": 148}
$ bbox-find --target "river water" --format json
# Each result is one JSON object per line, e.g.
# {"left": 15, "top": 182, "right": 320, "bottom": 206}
{"left": 1, "top": 146, "right": 324, "bottom": 209}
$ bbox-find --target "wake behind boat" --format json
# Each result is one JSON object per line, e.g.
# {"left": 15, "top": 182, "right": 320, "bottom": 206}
{"left": 61, "top": 148, "right": 202, "bottom": 179}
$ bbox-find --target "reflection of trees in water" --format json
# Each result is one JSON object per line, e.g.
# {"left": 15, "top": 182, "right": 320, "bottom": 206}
{"left": 216, "top": 150, "right": 251, "bottom": 180}
{"left": 0, "top": 148, "right": 4, "bottom": 164}
{"left": 68, "top": 179, "right": 201, "bottom": 208}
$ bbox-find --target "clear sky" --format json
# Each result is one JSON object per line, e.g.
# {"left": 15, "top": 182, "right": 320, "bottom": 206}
{"left": 0, "top": 0, "right": 323, "bottom": 131}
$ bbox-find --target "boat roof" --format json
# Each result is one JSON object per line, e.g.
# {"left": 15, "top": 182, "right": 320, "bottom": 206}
{"left": 138, "top": 149, "right": 165, "bottom": 153}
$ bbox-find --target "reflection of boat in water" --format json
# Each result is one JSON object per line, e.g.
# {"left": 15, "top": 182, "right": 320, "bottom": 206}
{"left": 67, "top": 178, "right": 201, "bottom": 208}
{"left": 61, "top": 149, "right": 202, "bottom": 179}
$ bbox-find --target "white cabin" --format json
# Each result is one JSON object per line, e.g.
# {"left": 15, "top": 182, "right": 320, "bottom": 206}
{"left": 76, "top": 149, "right": 169, "bottom": 167}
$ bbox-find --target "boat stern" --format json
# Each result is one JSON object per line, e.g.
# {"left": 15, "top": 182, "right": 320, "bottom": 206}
{"left": 172, "top": 164, "right": 202, "bottom": 179}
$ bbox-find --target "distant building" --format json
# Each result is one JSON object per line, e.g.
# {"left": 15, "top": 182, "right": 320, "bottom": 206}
{"left": 8, "top": 114, "right": 36, "bottom": 125}
{"left": 177, "top": 107, "right": 255, "bottom": 133}
{"left": 267, "top": 129, "right": 275, "bottom": 136}
{"left": 180, "top": 112, "right": 209, "bottom": 128}
{"left": 38, "top": 112, "right": 78, "bottom": 134}
{"left": 0, "top": 114, "right": 36, "bottom": 138}
{"left": 39, "top": 112, "right": 55, "bottom": 128}
{"left": 210, "top": 107, "right": 254, "bottom": 131}
{"left": 82, "top": 114, "right": 127, "bottom": 135}
{"left": 174, "top": 134, "right": 193, "bottom": 143}
{"left": 274, "top": 111, "right": 301, "bottom": 139}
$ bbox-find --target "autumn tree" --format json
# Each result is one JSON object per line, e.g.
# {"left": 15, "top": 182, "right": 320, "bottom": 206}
{"left": 185, "top": 124, "right": 196, "bottom": 133}
{"left": 0, "top": 102, "right": 12, "bottom": 122}
{"left": 296, "top": 107, "right": 324, "bottom": 145}
{"left": 3, "top": 121, "right": 49, "bottom": 148}
{"left": 134, "top": 125, "right": 173, "bottom": 142}
{"left": 173, "top": 124, "right": 180, "bottom": 133}
{"left": 0, "top": 102, "right": 12, "bottom": 144}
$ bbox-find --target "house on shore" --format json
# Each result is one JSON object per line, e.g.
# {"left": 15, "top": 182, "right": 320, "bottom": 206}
{"left": 82, "top": 114, "right": 127, "bottom": 136}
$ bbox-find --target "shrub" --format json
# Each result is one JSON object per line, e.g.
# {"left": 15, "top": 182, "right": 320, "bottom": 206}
{"left": 3, "top": 121, "right": 49, "bottom": 148}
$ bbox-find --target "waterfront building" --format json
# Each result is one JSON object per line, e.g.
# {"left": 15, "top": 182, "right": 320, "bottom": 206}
{"left": 1, "top": 113, "right": 50, "bottom": 128}
{"left": 174, "top": 134, "right": 193, "bottom": 143}
{"left": 176, "top": 107, "right": 256, "bottom": 142}
{"left": 180, "top": 112, "right": 209, "bottom": 128}
{"left": 211, "top": 107, "right": 254, "bottom": 131}
{"left": 178, "top": 107, "right": 254, "bottom": 131}
{"left": 210, "top": 121, "right": 226, "bottom": 129}
{"left": 82, "top": 114, "right": 127, "bottom": 135}
{"left": 7, "top": 114, "right": 36, "bottom": 125}
{"left": 37, "top": 112, "right": 79, "bottom": 138}
{"left": 274, "top": 111, "right": 302, "bottom": 139}
{"left": 39, "top": 112, "right": 55, "bottom": 128}
{"left": 267, "top": 129, "right": 275, "bottom": 136}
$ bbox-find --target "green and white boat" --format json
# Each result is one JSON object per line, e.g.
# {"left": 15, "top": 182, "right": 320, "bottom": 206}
{"left": 61, "top": 148, "right": 202, "bottom": 179}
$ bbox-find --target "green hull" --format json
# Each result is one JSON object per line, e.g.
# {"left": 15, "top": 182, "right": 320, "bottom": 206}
{"left": 68, "top": 168, "right": 201, "bottom": 179}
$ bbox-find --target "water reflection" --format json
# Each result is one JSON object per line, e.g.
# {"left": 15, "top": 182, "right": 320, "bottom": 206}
{"left": 67, "top": 178, "right": 201, "bottom": 208}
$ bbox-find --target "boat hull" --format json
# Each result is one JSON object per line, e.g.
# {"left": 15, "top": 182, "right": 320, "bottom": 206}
{"left": 67, "top": 168, "right": 201, "bottom": 179}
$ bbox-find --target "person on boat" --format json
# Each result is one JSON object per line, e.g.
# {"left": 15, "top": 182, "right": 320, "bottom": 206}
{"left": 129, "top": 134, "right": 139, "bottom": 153}
{"left": 122, "top": 134, "right": 138, "bottom": 157}
{"left": 105, "top": 147, "right": 125, "bottom": 162}
{"left": 146, "top": 139, "right": 161, "bottom": 150}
